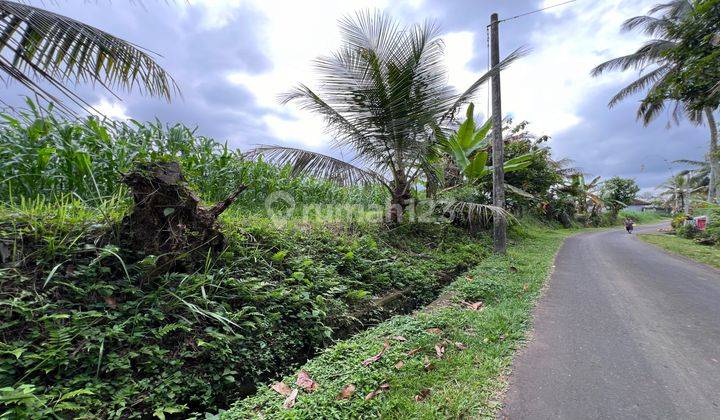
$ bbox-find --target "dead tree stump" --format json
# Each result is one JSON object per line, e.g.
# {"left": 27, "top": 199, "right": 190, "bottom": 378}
{"left": 118, "top": 161, "right": 246, "bottom": 273}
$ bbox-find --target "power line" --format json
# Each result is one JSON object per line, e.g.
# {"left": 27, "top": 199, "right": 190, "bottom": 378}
{"left": 496, "top": 0, "right": 579, "bottom": 24}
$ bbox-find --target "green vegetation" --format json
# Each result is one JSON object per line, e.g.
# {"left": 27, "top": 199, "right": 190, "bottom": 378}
{"left": 0, "top": 102, "right": 385, "bottom": 210}
{"left": 600, "top": 176, "right": 640, "bottom": 218}
{"left": 639, "top": 233, "right": 720, "bottom": 269}
{"left": 0, "top": 196, "right": 490, "bottom": 418}
{"left": 224, "top": 221, "right": 570, "bottom": 419}
{"left": 618, "top": 210, "right": 667, "bottom": 225}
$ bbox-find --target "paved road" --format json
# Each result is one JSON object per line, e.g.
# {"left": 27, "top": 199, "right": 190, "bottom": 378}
{"left": 501, "top": 223, "right": 720, "bottom": 419}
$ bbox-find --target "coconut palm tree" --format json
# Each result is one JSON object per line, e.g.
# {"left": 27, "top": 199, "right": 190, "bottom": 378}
{"left": 591, "top": 0, "right": 719, "bottom": 202}
{"left": 567, "top": 174, "right": 604, "bottom": 215}
{"left": 247, "top": 10, "right": 524, "bottom": 222}
{"left": 0, "top": 1, "right": 177, "bottom": 114}
{"left": 658, "top": 172, "right": 705, "bottom": 213}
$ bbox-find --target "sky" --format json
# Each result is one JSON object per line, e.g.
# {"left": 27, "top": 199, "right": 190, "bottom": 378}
{"left": 4, "top": 0, "right": 714, "bottom": 192}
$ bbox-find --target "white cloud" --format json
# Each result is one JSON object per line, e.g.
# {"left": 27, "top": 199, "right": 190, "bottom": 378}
{"left": 501, "top": 0, "right": 656, "bottom": 136}
{"left": 92, "top": 98, "right": 130, "bottom": 120}
{"left": 195, "top": 0, "right": 658, "bottom": 151}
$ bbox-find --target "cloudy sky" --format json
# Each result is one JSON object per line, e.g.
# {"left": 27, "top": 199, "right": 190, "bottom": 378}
{"left": 6, "top": 0, "right": 715, "bottom": 191}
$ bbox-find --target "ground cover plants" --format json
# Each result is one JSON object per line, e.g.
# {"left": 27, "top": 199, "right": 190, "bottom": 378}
{"left": 224, "top": 220, "right": 570, "bottom": 418}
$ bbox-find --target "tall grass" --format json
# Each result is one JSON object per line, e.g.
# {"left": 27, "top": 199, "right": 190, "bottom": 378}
{"left": 0, "top": 100, "right": 386, "bottom": 210}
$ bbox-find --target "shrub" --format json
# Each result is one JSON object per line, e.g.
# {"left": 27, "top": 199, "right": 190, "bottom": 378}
{"left": 0, "top": 202, "right": 488, "bottom": 418}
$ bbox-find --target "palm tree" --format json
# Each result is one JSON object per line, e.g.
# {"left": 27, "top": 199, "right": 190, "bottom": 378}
{"left": 0, "top": 1, "right": 178, "bottom": 115}
{"left": 658, "top": 172, "right": 705, "bottom": 213}
{"left": 247, "top": 10, "right": 523, "bottom": 223}
{"left": 591, "top": 0, "right": 719, "bottom": 202}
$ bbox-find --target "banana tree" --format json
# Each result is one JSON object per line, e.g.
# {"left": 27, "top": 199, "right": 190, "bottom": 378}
{"left": 440, "top": 103, "right": 534, "bottom": 186}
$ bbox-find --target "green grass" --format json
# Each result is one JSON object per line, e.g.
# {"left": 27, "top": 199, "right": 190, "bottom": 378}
{"left": 224, "top": 221, "right": 572, "bottom": 419}
{"left": 618, "top": 210, "right": 668, "bottom": 225}
{"left": 638, "top": 233, "right": 720, "bottom": 270}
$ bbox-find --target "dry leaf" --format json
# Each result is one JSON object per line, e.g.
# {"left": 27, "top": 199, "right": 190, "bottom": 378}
{"left": 414, "top": 388, "right": 431, "bottom": 402}
{"left": 509, "top": 266, "right": 518, "bottom": 273}
{"left": 454, "top": 342, "right": 467, "bottom": 350}
{"left": 522, "top": 283, "right": 529, "bottom": 291}
{"left": 394, "top": 360, "right": 405, "bottom": 369}
{"left": 423, "top": 356, "right": 434, "bottom": 371}
{"left": 499, "top": 334, "right": 506, "bottom": 342}
{"left": 392, "top": 335, "right": 407, "bottom": 342}
{"left": 361, "top": 341, "right": 390, "bottom": 366}
{"left": 283, "top": 389, "right": 298, "bottom": 409}
{"left": 336, "top": 384, "right": 356, "bottom": 400}
{"left": 425, "top": 328, "right": 442, "bottom": 335}
{"left": 103, "top": 296, "right": 117, "bottom": 309}
{"left": 434, "top": 344, "right": 445, "bottom": 359}
{"left": 465, "top": 275, "right": 474, "bottom": 281}
{"left": 364, "top": 383, "right": 390, "bottom": 400}
{"left": 296, "top": 370, "right": 317, "bottom": 392}
{"left": 271, "top": 381, "right": 292, "bottom": 396}
{"left": 406, "top": 347, "right": 422, "bottom": 356}
{"left": 466, "top": 301, "right": 484, "bottom": 311}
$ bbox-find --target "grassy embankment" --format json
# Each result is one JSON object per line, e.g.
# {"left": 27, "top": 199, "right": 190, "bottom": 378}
{"left": 638, "top": 233, "right": 720, "bottom": 270}
{"left": 225, "top": 221, "right": 572, "bottom": 419}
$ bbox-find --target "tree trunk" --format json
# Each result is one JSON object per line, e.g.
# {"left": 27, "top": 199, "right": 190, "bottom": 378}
{"left": 388, "top": 183, "right": 412, "bottom": 224}
{"left": 119, "top": 161, "right": 246, "bottom": 273}
{"left": 705, "top": 107, "right": 719, "bottom": 202}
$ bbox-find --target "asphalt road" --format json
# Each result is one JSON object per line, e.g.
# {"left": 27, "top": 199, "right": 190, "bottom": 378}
{"left": 501, "top": 223, "right": 720, "bottom": 419}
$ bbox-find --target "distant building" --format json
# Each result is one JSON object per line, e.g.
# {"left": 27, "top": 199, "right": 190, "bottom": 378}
{"left": 623, "top": 198, "right": 652, "bottom": 212}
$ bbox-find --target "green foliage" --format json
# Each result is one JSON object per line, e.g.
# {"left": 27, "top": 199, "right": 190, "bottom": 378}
{"left": 0, "top": 101, "right": 386, "bottom": 209}
{"left": 618, "top": 210, "right": 667, "bottom": 225}
{"left": 601, "top": 176, "right": 640, "bottom": 217}
{"left": 665, "top": 0, "right": 720, "bottom": 110}
{"left": 0, "top": 201, "right": 489, "bottom": 418}
{"left": 223, "top": 222, "right": 569, "bottom": 419}
{"left": 441, "top": 105, "right": 533, "bottom": 182}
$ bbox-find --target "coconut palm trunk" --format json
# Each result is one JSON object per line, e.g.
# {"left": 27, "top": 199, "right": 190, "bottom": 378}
{"left": 706, "top": 107, "right": 719, "bottom": 202}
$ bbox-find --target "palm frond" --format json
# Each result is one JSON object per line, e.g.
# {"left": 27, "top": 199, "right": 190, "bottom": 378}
{"left": 438, "top": 199, "right": 512, "bottom": 226}
{"left": 442, "top": 47, "right": 529, "bottom": 123}
{"left": 245, "top": 145, "right": 381, "bottom": 187}
{"left": 608, "top": 65, "right": 669, "bottom": 108}
{"left": 0, "top": 0, "right": 178, "bottom": 112}
{"left": 591, "top": 39, "right": 675, "bottom": 77}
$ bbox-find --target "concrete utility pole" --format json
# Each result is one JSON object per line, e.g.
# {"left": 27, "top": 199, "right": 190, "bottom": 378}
{"left": 490, "top": 13, "right": 506, "bottom": 254}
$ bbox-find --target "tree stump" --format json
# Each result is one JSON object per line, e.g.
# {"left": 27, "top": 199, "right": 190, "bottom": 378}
{"left": 118, "top": 161, "right": 246, "bottom": 273}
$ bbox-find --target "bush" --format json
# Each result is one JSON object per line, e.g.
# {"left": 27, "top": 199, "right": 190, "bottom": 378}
{"left": 0, "top": 201, "right": 488, "bottom": 418}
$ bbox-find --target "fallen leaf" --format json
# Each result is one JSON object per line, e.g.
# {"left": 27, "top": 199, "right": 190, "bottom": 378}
{"left": 364, "top": 383, "right": 390, "bottom": 400}
{"left": 522, "top": 283, "right": 529, "bottom": 291}
{"left": 271, "top": 381, "right": 292, "bottom": 396}
{"left": 283, "top": 389, "right": 298, "bottom": 409}
{"left": 362, "top": 341, "right": 390, "bottom": 366}
{"left": 509, "top": 266, "right": 518, "bottom": 273}
{"left": 454, "top": 342, "right": 467, "bottom": 350}
{"left": 425, "top": 328, "right": 442, "bottom": 335}
{"left": 483, "top": 337, "right": 489, "bottom": 343}
{"left": 394, "top": 360, "right": 405, "bottom": 369}
{"left": 434, "top": 344, "right": 445, "bottom": 359}
{"left": 406, "top": 347, "right": 422, "bottom": 356}
{"left": 465, "top": 275, "right": 474, "bottom": 281}
{"left": 392, "top": 335, "right": 407, "bottom": 342}
{"left": 103, "top": 296, "right": 117, "bottom": 309}
{"left": 296, "top": 370, "right": 317, "bottom": 392}
{"left": 414, "top": 388, "right": 431, "bottom": 402}
{"left": 466, "top": 301, "right": 484, "bottom": 311}
{"left": 499, "top": 334, "right": 506, "bottom": 342}
{"left": 336, "top": 384, "right": 356, "bottom": 400}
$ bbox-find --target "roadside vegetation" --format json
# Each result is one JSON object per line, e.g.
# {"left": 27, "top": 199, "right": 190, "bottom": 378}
{"left": 639, "top": 233, "right": 720, "bottom": 269}
{"left": 224, "top": 221, "right": 570, "bottom": 419}
{"left": 3, "top": 0, "right": 716, "bottom": 418}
